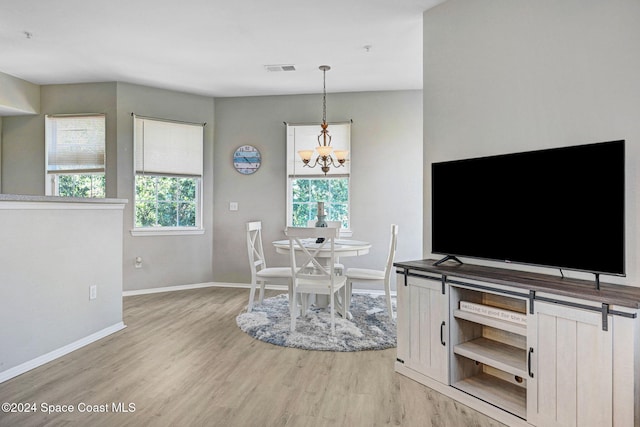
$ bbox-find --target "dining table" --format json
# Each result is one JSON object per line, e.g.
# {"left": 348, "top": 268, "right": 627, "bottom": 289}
{"left": 272, "top": 238, "right": 372, "bottom": 259}
{"left": 272, "top": 238, "right": 372, "bottom": 310}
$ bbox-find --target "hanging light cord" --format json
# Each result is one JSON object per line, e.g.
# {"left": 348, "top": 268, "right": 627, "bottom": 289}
{"left": 322, "top": 67, "right": 327, "bottom": 124}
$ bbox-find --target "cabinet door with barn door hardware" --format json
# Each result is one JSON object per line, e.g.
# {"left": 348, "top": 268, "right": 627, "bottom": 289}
{"left": 527, "top": 300, "right": 612, "bottom": 427}
{"left": 396, "top": 273, "right": 449, "bottom": 384}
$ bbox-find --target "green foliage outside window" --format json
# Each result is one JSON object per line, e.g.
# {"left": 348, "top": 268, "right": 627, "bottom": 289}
{"left": 135, "top": 175, "right": 197, "bottom": 227}
{"left": 57, "top": 174, "right": 105, "bottom": 198}
{"left": 291, "top": 178, "right": 349, "bottom": 228}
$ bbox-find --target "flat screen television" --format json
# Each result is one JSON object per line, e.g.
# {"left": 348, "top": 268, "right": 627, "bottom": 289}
{"left": 431, "top": 140, "right": 625, "bottom": 278}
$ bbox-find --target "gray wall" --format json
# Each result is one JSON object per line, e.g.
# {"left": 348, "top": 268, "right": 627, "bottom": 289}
{"left": 1, "top": 114, "right": 44, "bottom": 195}
{"left": 1, "top": 83, "right": 117, "bottom": 196}
{"left": 116, "top": 82, "right": 215, "bottom": 291}
{"left": 213, "top": 90, "right": 423, "bottom": 290}
{"left": 0, "top": 71, "right": 40, "bottom": 115}
{"left": 0, "top": 117, "right": 2, "bottom": 191}
{"left": 1, "top": 82, "right": 215, "bottom": 291}
{"left": 0, "top": 198, "right": 125, "bottom": 376}
{"left": 423, "top": 0, "right": 640, "bottom": 285}
{"left": 1, "top": 81, "right": 421, "bottom": 292}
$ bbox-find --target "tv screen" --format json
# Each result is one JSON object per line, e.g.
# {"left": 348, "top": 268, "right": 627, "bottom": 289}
{"left": 431, "top": 140, "right": 625, "bottom": 276}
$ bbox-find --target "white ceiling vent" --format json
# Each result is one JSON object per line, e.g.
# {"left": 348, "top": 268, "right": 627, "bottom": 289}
{"left": 264, "top": 64, "right": 296, "bottom": 72}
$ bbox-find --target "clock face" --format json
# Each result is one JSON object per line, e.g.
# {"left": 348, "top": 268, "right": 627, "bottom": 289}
{"left": 233, "top": 145, "right": 261, "bottom": 175}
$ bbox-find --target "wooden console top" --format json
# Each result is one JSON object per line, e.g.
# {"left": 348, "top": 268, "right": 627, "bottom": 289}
{"left": 394, "top": 259, "right": 640, "bottom": 309}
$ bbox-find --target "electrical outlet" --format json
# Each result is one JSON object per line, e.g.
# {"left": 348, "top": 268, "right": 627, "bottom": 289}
{"left": 229, "top": 202, "right": 238, "bottom": 211}
{"left": 90, "top": 285, "right": 97, "bottom": 300}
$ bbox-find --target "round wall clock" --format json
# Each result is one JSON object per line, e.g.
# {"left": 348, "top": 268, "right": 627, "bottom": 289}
{"left": 233, "top": 145, "right": 261, "bottom": 175}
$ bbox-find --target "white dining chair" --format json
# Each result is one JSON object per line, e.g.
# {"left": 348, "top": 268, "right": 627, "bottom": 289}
{"left": 306, "top": 220, "right": 344, "bottom": 274}
{"left": 285, "top": 226, "right": 347, "bottom": 334}
{"left": 246, "top": 221, "right": 292, "bottom": 312}
{"left": 345, "top": 224, "right": 398, "bottom": 319}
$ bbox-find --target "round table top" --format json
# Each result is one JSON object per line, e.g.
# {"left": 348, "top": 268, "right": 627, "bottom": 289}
{"left": 272, "top": 239, "right": 371, "bottom": 257}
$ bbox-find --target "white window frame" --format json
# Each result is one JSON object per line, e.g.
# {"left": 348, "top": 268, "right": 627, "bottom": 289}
{"left": 45, "top": 113, "right": 106, "bottom": 197}
{"left": 131, "top": 114, "right": 205, "bottom": 236}
{"left": 285, "top": 122, "right": 352, "bottom": 237}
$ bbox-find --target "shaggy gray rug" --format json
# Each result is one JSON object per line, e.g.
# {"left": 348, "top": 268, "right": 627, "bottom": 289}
{"left": 236, "top": 293, "right": 396, "bottom": 351}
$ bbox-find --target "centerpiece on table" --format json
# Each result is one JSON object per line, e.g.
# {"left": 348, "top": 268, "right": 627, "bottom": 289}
{"left": 315, "top": 201, "right": 327, "bottom": 243}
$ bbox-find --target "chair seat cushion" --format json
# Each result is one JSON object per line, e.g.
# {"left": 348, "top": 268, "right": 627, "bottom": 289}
{"left": 297, "top": 275, "right": 347, "bottom": 293}
{"left": 303, "top": 262, "right": 344, "bottom": 272}
{"left": 346, "top": 268, "right": 385, "bottom": 280}
{"left": 257, "top": 267, "right": 292, "bottom": 278}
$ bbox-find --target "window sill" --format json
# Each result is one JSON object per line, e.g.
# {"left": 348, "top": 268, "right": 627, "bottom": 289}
{"left": 339, "top": 230, "right": 353, "bottom": 238}
{"left": 130, "top": 227, "right": 205, "bottom": 237}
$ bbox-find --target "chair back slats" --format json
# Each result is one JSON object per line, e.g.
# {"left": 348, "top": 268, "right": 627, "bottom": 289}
{"left": 285, "top": 226, "right": 350, "bottom": 333}
{"left": 246, "top": 221, "right": 267, "bottom": 275}
{"left": 384, "top": 224, "right": 399, "bottom": 280}
{"left": 285, "top": 227, "right": 340, "bottom": 283}
{"left": 246, "top": 220, "right": 293, "bottom": 312}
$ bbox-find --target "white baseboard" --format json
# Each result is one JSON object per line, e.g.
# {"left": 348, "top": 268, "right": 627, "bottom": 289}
{"left": 122, "top": 281, "right": 288, "bottom": 297}
{"left": 0, "top": 322, "right": 126, "bottom": 384}
{"left": 122, "top": 282, "right": 396, "bottom": 297}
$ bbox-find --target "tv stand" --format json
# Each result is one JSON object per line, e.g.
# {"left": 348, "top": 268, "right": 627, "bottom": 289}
{"left": 434, "top": 255, "right": 463, "bottom": 266}
{"left": 394, "top": 259, "right": 640, "bottom": 427}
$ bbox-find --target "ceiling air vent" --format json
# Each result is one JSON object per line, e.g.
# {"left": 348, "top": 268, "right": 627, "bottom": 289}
{"left": 264, "top": 64, "right": 296, "bottom": 72}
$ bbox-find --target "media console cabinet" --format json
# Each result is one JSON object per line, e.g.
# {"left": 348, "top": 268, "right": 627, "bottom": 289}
{"left": 394, "top": 259, "right": 640, "bottom": 427}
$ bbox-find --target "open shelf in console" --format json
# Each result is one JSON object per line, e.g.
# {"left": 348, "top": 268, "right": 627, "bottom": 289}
{"left": 453, "top": 309, "right": 526, "bottom": 336}
{"left": 453, "top": 372, "right": 527, "bottom": 419}
{"left": 454, "top": 337, "right": 527, "bottom": 378}
{"left": 450, "top": 284, "right": 528, "bottom": 419}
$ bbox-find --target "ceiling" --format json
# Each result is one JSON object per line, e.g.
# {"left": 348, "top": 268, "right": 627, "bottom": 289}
{"left": 0, "top": 0, "right": 444, "bottom": 99}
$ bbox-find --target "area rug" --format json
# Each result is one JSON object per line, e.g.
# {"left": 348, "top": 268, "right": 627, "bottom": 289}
{"left": 236, "top": 293, "right": 396, "bottom": 351}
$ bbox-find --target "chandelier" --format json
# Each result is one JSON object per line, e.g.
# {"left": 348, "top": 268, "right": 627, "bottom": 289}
{"left": 297, "top": 65, "right": 348, "bottom": 175}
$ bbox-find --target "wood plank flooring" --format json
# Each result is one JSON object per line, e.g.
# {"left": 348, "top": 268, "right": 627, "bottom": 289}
{"left": 0, "top": 287, "right": 506, "bottom": 427}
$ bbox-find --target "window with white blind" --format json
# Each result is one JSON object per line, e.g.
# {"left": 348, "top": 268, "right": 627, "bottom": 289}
{"left": 45, "top": 114, "right": 106, "bottom": 197}
{"left": 286, "top": 122, "right": 351, "bottom": 233}
{"left": 133, "top": 115, "right": 204, "bottom": 235}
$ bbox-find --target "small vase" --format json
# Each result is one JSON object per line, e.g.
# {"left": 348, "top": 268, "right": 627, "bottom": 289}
{"left": 315, "top": 214, "right": 327, "bottom": 243}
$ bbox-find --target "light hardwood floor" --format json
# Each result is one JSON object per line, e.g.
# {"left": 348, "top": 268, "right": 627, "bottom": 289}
{"left": 0, "top": 287, "right": 505, "bottom": 427}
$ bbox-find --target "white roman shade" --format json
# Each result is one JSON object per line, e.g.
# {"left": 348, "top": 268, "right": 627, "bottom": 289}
{"left": 134, "top": 115, "right": 204, "bottom": 177}
{"left": 46, "top": 114, "right": 106, "bottom": 173}
{"left": 286, "top": 122, "right": 351, "bottom": 177}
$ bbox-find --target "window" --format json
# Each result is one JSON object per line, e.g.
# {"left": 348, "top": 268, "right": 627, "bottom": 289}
{"left": 133, "top": 115, "right": 204, "bottom": 234}
{"left": 45, "top": 114, "right": 106, "bottom": 197}
{"left": 286, "top": 122, "right": 351, "bottom": 232}
{"left": 135, "top": 176, "right": 197, "bottom": 227}
{"left": 291, "top": 177, "right": 349, "bottom": 227}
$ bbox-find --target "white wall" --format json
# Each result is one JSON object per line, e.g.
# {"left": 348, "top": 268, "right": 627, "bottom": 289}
{"left": 423, "top": 0, "right": 640, "bottom": 285}
{"left": 213, "top": 91, "right": 423, "bottom": 290}
{"left": 0, "top": 197, "right": 125, "bottom": 379}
